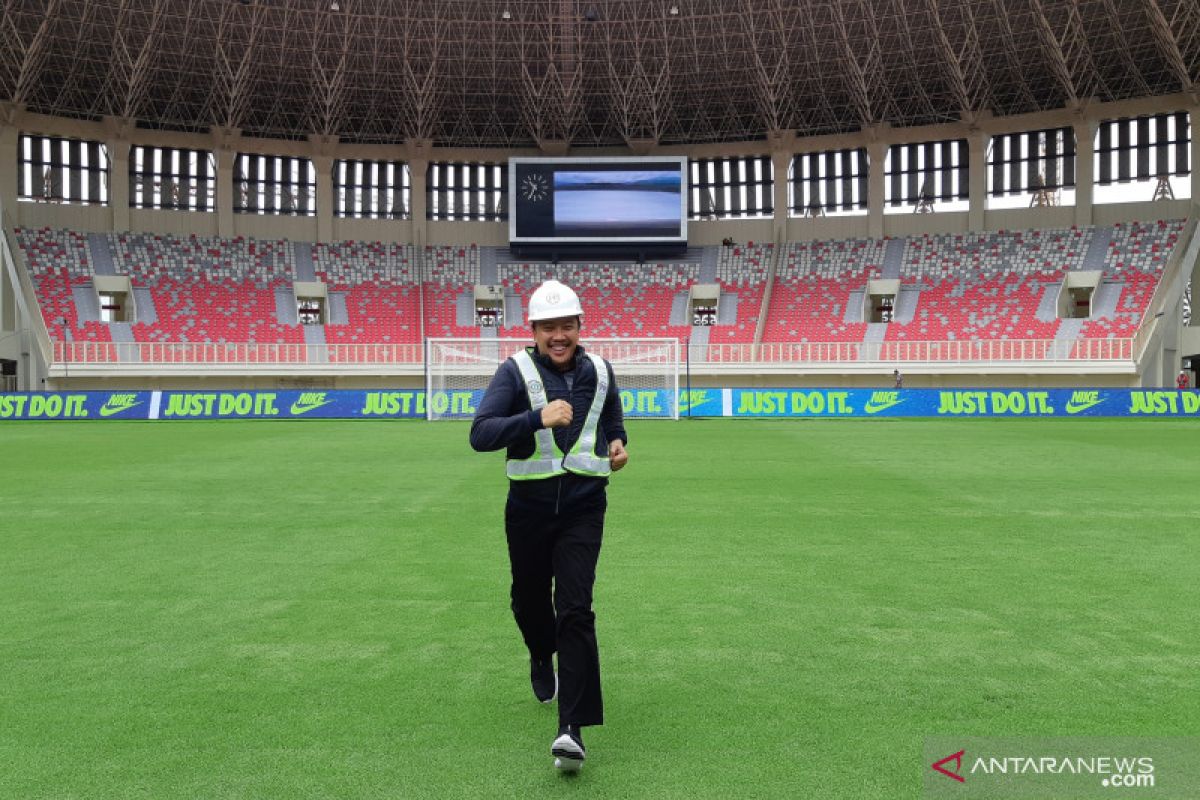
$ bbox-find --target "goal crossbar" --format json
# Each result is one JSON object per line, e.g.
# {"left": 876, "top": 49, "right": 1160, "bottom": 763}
{"left": 424, "top": 337, "right": 680, "bottom": 420}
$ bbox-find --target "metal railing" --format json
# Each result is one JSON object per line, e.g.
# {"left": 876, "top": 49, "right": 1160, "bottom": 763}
{"left": 691, "top": 339, "right": 1133, "bottom": 364}
{"left": 50, "top": 336, "right": 1135, "bottom": 367}
{"left": 54, "top": 340, "right": 425, "bottom": 365}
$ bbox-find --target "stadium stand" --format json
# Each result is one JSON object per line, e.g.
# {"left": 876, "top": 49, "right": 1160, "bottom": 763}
{"left": 712, "top": 242, "right": 772, "bottom": 345}
{"left": 497, "top": 260, "right": 697, "bottom": 339}
{"left": 1081, "top": 219, "right": 1185, "bottom": 340}
{"left": 313, "top": 240, "right": 421, "bottom": 349}
{"left": 14, "top": 221, "right": 1185, "bottom": 365}
{"left": 422, "top": 245, "right": 482, "bottom": 338}
{"left": 887, "top": 227, "right": 1083, "bottom": 346}
{"left": 765, "top": 238, "right": 885, "bottom": 349}
{"left": 15, "top": 227, "right": 113, "bottom": 351}
{"left": 105, "top": 233, "right": 303, "bottom": 362}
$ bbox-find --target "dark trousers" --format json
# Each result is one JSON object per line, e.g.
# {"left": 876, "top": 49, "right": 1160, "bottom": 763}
{"left": 505, "top": 503, "right": 605, "bottom": 727}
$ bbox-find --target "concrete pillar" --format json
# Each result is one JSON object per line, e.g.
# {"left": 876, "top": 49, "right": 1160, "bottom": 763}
{"left": 211, "top": 128, "right": 240, "bottom": 238}
{"left": 409, "top": 159, "right": 427, "bottom": 247}
{"left": 0, "top": 123, "right": 18, "bottom": 217}
{"left": 1073, "top": 119, "right": 1096, "bottom": 227}
{"left": 867, "top": 139, "right": 886, "bottom": 239}
{"left": 968, "top": 131, "right": 986, "bottom": 230}
{"left": 314, "top": 156, "right": 333, "bottom": 243}
{"left": 1142, "top": 345, "right": 1162, "bottom": 388}
{"left": 765, "top": 130, "right": 795, "bottom": 243}
{"left": 102, "top": 118, "right": 137, "bottom": 232}
{"left": 0, "top": 124, "right": 20, "bottom": 351}
{"left": 309, "top": 135, "right": 336, "bottom": 243}
{"left": 771, "top": 149, "right": 790, "bottom": 243}
{"left": 1192, "top": 105, "right": 1200, "bottom": 205}
{"left": 107, "top": 138, "right": 130, "bottom": 232}
{"left": 407, "top": 139, "right": 432, "bottom": 248}
{"left": 216, "top": 149, "right": 235, "bottom": 237}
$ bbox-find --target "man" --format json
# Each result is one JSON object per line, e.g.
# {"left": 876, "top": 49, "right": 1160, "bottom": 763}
{"left": 1177, "top": 370, "right": 1190, "bottom": 391}
{"left": 469, "top": 279, "right": 628, "bottom": 772}
{"left": 893, "top": 369, "right": 903, "bottom": 390}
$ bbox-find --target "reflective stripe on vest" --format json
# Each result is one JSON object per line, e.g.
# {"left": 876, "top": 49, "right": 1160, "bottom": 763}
{"left": 506, "top": 349, "right": 612, "bottom": 480}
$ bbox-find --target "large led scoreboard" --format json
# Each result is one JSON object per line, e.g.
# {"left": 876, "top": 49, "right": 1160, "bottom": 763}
{"left": 508, "top": 156, "right": 687, "bottom": 256}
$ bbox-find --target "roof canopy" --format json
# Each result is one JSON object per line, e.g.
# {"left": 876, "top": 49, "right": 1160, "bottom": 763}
{"left": 1, "top": 0, "right": 1196, "bottom": 148}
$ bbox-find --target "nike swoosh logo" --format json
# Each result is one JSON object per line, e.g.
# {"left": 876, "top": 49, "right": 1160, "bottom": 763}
{"left": 865, "top": 399, "right": 902, "bottom": 414}
{"left": 99, "top": 401, "right": 141, "bottom": 417}
{"left": 1065, "top": 399, "right": 1103, "bottom": 414}
{"left": 289, "top": 400, "right": 331, "bottom": 415}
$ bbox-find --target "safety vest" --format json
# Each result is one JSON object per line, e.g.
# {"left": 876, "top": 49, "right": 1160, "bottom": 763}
{"left": 507, "top": 349, "right": 612, "bottom": 480}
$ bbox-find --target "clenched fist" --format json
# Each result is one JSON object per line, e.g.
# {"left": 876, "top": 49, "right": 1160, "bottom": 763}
{"left": 541, "top": 399, "right": 573, "bottom": 429}
{"left": 609, "top": 439, "right": 628, "bottom": 472}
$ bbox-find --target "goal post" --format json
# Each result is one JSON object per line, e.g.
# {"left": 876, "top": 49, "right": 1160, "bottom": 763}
{"left": 424, "top": 337, "right": 680, "bottom": 420}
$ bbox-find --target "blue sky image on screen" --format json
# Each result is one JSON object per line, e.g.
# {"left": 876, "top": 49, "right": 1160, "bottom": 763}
{"left": 553, "top": 170, "right": 681, "bottom": 236}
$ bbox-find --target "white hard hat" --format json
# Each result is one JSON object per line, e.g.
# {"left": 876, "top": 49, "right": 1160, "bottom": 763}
{"left": 527, "top": 280, "right": 584, "bottom": 323}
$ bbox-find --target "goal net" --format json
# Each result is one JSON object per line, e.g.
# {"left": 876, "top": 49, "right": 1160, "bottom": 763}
{"left": 425, "top": 337, "right": 680, "bottom": 420}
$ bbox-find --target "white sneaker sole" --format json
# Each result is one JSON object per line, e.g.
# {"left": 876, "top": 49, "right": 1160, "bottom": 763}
{"left": 552, "top": 734, "right": 585, "bottom": 771}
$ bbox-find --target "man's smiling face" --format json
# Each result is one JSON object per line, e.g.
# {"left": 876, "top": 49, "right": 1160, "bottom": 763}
{"left": 533, "top": 316, "right": 580, "bottom": 370}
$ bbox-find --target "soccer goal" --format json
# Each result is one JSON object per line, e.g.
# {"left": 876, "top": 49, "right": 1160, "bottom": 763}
{"left": 424, "top": 337, "right": 680, "bottom": 420}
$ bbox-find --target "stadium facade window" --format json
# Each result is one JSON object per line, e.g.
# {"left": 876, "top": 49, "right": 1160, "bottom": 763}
{"left": 335, "top": 159, "right": 411, "bottom": 219}
{"left": 986, "top": 127, "right": 1077, "bottom": 209}
{"left": 130, "top": 146, "right": 216, "bottom": 212}
{"left": 884, "top": 139, "right": 968, "bottom": 213}
{"left": 788, "top": 148, "right": 868, "bottom": 217}
{"left": 234, "top": 153, "right": 317, "bottom": 216}
{"left": 1094, "top": 112, "right": 1191, "bottom": 204}
{"left": 689, "top": 156, "right": 773, "bottom": 220}
{"left": 17, "top": 134, "right": 109, "bottom": 205}
{"left": 427, "top": 162, "right": 506, "bottom": 221}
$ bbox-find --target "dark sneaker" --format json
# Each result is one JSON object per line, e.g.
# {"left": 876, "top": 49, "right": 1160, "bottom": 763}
{"left": 531, "top": 657, "right": 557, "bottom": 704}
{"left": 552, "top": 725, "right": 586, "bottom": 771}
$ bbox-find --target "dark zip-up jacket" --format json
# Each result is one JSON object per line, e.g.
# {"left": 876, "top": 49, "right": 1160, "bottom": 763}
{"left": 470, "top": 345, "right": 627, "bottom": 514}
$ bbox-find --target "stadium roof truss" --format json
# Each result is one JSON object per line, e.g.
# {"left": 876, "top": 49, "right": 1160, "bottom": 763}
{"left": 0, "top": 0, "right": 1198, "bottom": 149}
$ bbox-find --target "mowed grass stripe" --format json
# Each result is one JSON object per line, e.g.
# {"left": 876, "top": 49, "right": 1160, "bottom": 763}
{"left": 1, "top": 420, "right": 1195, "bottom": 798}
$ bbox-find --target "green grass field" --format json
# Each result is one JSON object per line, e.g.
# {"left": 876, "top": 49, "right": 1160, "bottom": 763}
{"left": 1, "top": 419, "right": 1197, "bottom": 798}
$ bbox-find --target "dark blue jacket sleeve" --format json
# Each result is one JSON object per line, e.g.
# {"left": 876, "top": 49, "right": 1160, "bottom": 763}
{"left": 601, "top": 361, "right": 627, "bottom": 446}
{"left": 469, "top": 359, "right": 544, "bottom": 452}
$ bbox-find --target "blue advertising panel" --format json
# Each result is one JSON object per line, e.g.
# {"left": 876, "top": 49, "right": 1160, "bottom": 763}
{"left": 677, "top": 388, "right": 724, "bottom": 417}
{"left": 2, "top": 388, "right": 1199, "bottom": 420}
{"left": 724, "top": 388, "right": 1200, "bottom": 418}
{"left": 157, "top": 388, "right": 685, "bottom": 420}
{"left": 617, "top": 388, "right": 674, "bottom": 417}
{"left": 158, "top": 390, "right": 433, "bottom": 419}
{"left": 0, "top": 391, "right": 152, "bottom": 420}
